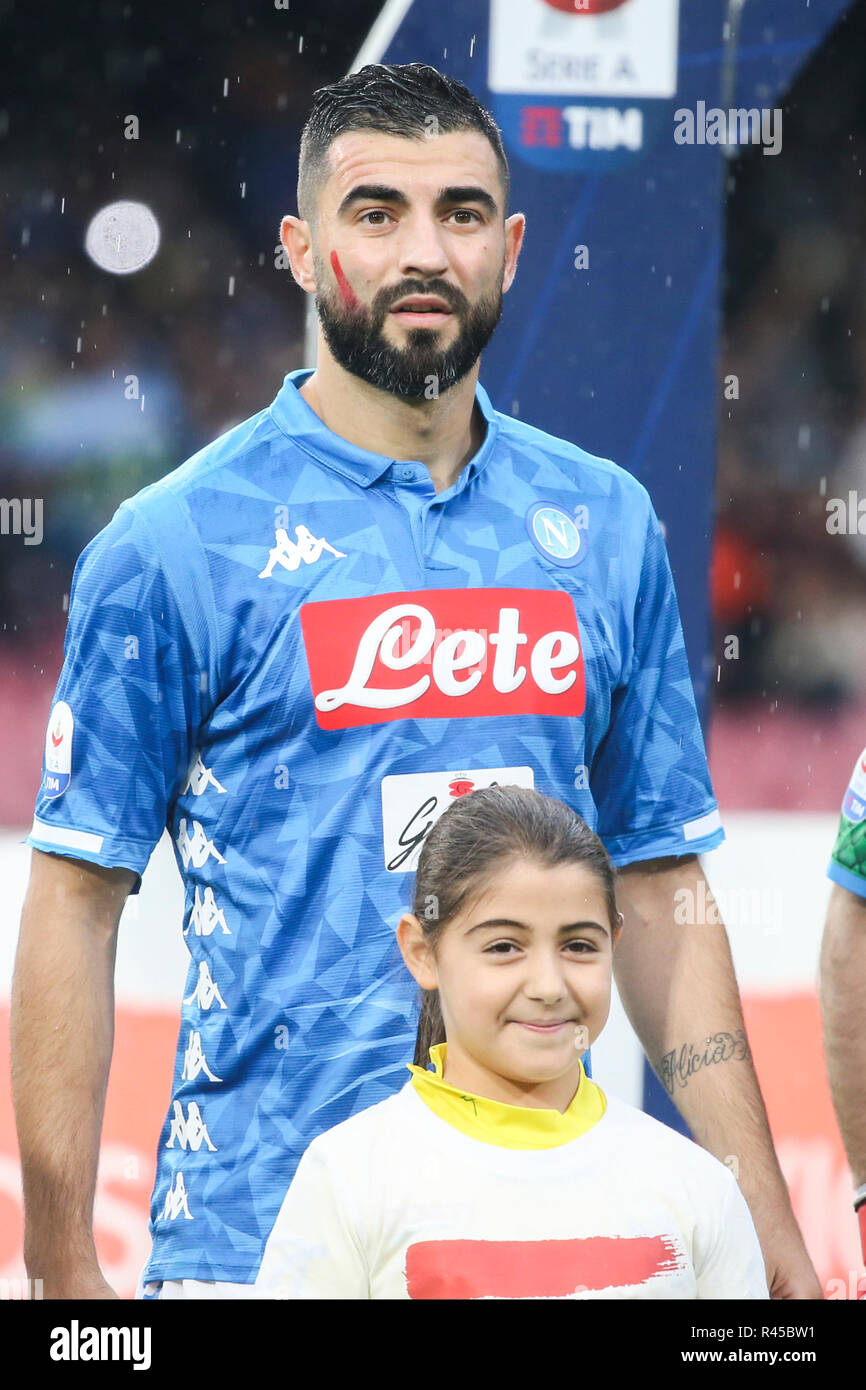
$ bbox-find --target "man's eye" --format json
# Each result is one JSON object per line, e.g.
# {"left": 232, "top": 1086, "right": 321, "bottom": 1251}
{"left": 449, "top": 209, "right": 480, "bottom": 223}
{"left": 359, "top": 210, "right": 392, "bottom": 225}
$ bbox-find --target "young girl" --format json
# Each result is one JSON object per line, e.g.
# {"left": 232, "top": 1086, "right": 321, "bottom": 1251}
{"left": 254, "top": 786, "right": 768, "bottom": 1300}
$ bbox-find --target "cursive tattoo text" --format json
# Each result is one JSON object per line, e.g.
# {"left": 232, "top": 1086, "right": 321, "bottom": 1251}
{"left": 660, "top": 1030, "right": 751, "bottom": 1096}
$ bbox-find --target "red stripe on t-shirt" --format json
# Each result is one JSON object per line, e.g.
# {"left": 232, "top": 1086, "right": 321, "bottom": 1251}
{"left": 405, "top": 1235, "right": 685, "bottom": 1299}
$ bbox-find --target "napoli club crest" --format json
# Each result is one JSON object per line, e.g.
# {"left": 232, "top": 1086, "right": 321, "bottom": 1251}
{"left": 525, "top": 502, "right": 588, "bottom": 568}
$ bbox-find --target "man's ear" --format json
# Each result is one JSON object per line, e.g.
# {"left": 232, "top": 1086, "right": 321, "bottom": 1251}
{"left": 611, "top": 910, "right": 625, "bottom": 950}
{"left": 280, "top": 214, "right": 317, "bottom": 294}
{"left": 502, "top": 210, "right": 526, "bottom": 295}
{"left": 396, "top": 914, "right": 438, "bottom": 990}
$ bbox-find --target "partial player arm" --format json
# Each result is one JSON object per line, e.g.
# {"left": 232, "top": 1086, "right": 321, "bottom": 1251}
{"left": 11, "top": 850, "right": 137, "bottom": 1298}
{"left": 819, "top": 750, "right": 866, "bottom": 1281}
{"left": 253, "top": 1143, "right": 370, "bottom": 1299}
{"left": 820, "top": 882, "right": 866, "bottom": 1264}
{"left": 590, "top": 491, "right": 818, "bottom": 1297}
{"left": 614, "top": 854, "right": 821, "bottom": 1300}
{"left": 15, "top": 495, "right": 213, "bottom": 1297}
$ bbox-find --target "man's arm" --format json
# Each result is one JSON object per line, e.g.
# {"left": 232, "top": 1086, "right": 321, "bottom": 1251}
{"left": 10, "top": 849, "right": 137, "bottom": 1299}
{"left": 613, "top": 853, "right": 822, "bottom": 1300}
{"left": 820, "top": 882, "right": 866, "bottom": 1186}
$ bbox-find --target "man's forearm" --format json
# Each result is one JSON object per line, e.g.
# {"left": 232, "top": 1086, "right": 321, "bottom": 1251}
{"left": 820, "top": 883, "right": 866, "bottom": 1187}
{"left": 613, "top": 859, "right": 795, "bottom": 1232}
{"left": 613, "top": 856, "right": 820, "bottom": 1298}
{"left": 10, "top": 854, "right": 126, "bottom": 1292}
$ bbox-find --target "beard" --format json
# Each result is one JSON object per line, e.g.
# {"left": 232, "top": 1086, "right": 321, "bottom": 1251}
{"left": 313, "top": 257, "right": 504, "bottom": 400}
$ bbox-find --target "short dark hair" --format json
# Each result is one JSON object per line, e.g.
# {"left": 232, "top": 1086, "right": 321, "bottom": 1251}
{"left": 297, "top": 61, "right": 510, "bottom": 228}
{"left": 409, "top": 785, "right": 620, "bottom": 1066}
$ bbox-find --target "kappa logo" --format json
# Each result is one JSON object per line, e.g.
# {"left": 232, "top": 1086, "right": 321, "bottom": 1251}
{"left": 184, "top": 885, "right": 231, "bottom": 937}
{"left": 300, "top": 587, "right": 585, "bottom": 731}
{"left": 166, "top": 1100, "right": 217, "bottom": 1152}
{"left": 162, "top": 1171, "right": 194, "bottom": 1221}
{"left": 176, "top": 818, "right": 226, "bottom": 870}
{"left": 258, "top": 521, "right": 346, "bottom": 577}
{"left": 182, "top": 751, "right": 227, "bottom": 796}
{"left": 181, "top": 1029, "right": 222, "bottom": 1083}
{"left": 184, "top": 960, "right": 227, "bottom": 1010}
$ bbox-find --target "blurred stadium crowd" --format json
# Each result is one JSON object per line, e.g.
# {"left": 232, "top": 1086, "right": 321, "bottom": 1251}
{"left": 716, "top": 1, "right": 866, "bottom": 713}
{"left": 1, "top": 1, "right": 865, "bottom": 821}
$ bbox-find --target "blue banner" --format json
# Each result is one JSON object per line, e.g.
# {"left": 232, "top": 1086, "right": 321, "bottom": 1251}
{"left": 340, "top": 0, "right": 854, "bottom": 1129}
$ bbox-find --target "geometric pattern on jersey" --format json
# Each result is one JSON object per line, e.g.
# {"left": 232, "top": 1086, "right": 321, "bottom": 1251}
{"left": 832, "top": 815, "right": 866, "bottom": 877}
{"left": 27, "top": 368, "right": 724, "bottom": 1282}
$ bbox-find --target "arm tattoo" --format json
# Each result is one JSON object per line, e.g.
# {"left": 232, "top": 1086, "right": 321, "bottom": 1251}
{"left": 660, "top": 1029, "right": 751, "bottom": 1096}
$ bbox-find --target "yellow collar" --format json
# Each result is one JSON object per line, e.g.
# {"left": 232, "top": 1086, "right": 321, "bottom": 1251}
{"left": 406, "top": 1042, "right": 606, "bottom": 1150}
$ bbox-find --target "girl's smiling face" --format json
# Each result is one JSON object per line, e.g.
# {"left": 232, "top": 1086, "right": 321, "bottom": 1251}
{"left": 397, "top": 855, "right": 621, "bottom": 1113}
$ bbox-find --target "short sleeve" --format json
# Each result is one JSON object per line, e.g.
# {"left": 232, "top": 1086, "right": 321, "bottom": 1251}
{"left": 26, "top": 493, "right": 215, "bottom": 883}
{"left": 591, "top": 497, "right": 724, "bottom": 866}
{"left": 693, "top": 1171, "right": 769, "bottom": 1299}
{"left": 827, "top": 745, "right": 866, "bottom": 900}
{"left": 253, "top": 1143, "right": 369, "bottom": 1299}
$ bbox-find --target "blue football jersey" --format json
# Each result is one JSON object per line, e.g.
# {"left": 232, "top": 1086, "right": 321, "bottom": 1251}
{"left": 28, "top": 367, "right": 723, "bottom": 1282}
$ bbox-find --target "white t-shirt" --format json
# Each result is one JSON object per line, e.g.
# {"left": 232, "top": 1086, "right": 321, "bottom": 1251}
{"left": 254, "top": 1066, "right": 768, "bottom": 1300}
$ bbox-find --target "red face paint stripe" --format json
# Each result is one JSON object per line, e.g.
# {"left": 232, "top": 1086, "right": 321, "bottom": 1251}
{"left": 330, "top": 251, "right": 359, "bottom": 311}
{"left": 405, "top": 1235, "right": 686, "bottom": 1299}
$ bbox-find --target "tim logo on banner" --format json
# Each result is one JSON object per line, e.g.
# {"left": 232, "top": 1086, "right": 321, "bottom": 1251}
{"left": 487, "top": 0, "right": 680, "bottom": 171}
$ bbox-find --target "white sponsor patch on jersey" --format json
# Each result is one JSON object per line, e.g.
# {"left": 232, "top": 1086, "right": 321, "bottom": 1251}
{"left": 42, "top": 700, "right": 74, "bottom": 798}
{"left": 381, "top": 765, "right": 535, "bottom": 874}
{"left": 842, "top": 745, "right": 866, "bottom": 823}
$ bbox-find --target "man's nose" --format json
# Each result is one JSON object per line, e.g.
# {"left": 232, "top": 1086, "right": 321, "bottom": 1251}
{"left": 397, "top": 215, "right": 450, "bottom": 279}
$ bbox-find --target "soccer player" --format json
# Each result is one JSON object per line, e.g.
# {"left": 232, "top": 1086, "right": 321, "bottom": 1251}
{"left": 821, "top": 746, "right": 866, "bottom": 1295}
{"left": 254, "top": 786, "right": 769, "bottom": 1300}
{"left": 11, "top": 62, "right": 818, "bottom": 1299}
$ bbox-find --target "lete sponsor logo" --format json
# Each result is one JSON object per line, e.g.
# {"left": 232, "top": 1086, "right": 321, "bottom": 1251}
{"left": 300, "top": 589, "right": 585, "bottom": 731}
